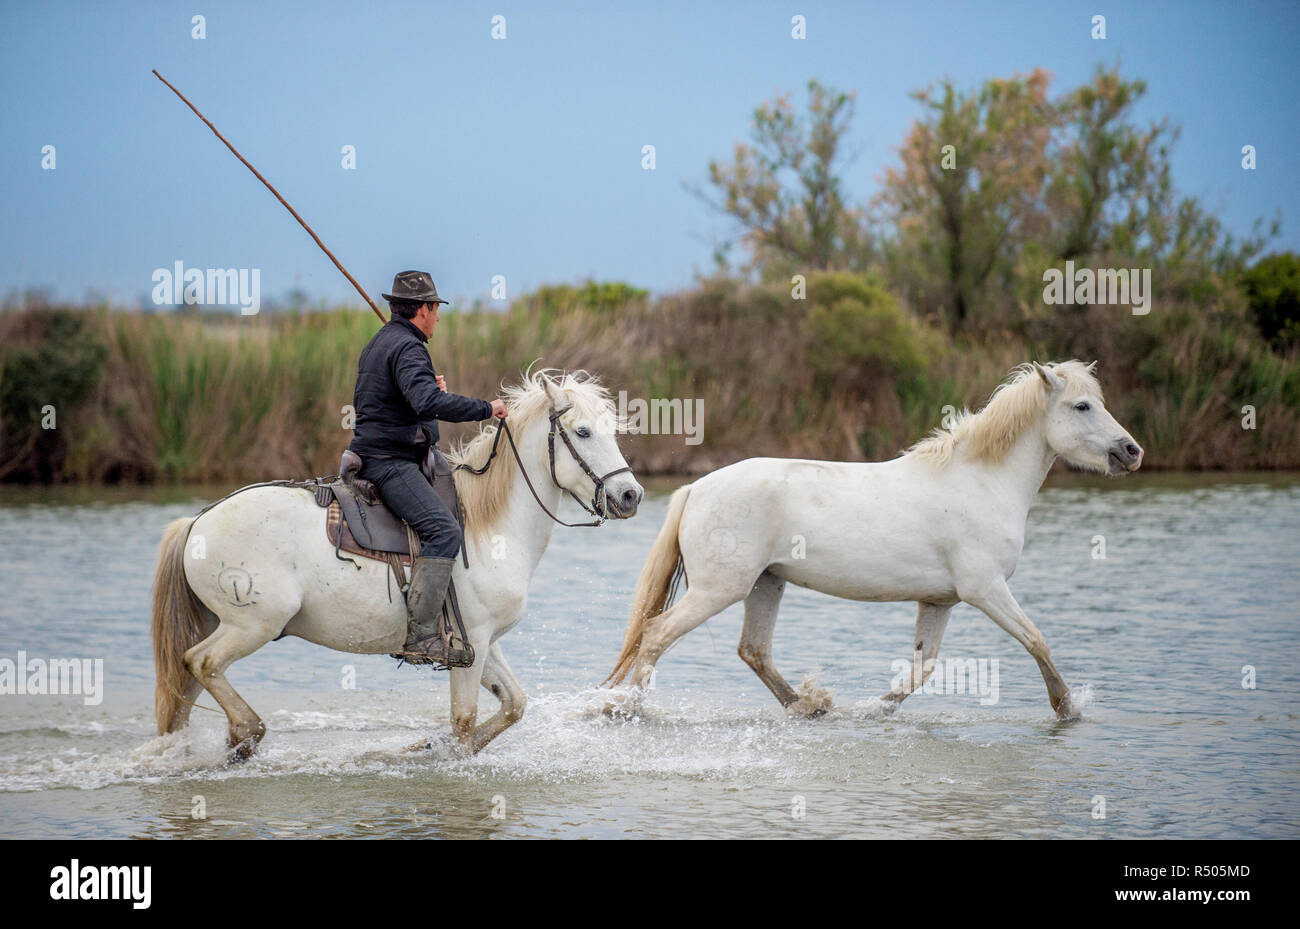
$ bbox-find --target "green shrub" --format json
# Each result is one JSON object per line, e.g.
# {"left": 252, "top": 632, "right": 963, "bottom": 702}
{"left": 526, "top": 280, "right": 649, "bottom": 317}
{"left": 1239, "top": 252, "right": 1300, "bottom": 348}
{"left": 805, "top": 272, "right": 933, "bottom": 386}
{"left": 0, "top": 310, "right": 107, "bottom": 481}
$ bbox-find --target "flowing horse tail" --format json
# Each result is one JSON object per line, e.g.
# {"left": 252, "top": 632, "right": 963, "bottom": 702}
{"left": 604, "top": 483, "right": 692, "bottom": 686}
{"left": 151, "top": 517, "right": 208, "bottom": 734}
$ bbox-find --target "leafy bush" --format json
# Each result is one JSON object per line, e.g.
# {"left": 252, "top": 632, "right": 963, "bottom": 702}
{"left": 525, "top": 280, "right": 649, "bottom": 317}
{"left": 805, "top": 272, "right": 933, "bottom": 387}
{"left": 1239, "top": 252, "right": 1300, "bottom": 348}
{"left": 0, "top": 310, "right": 107, "bottom": 480}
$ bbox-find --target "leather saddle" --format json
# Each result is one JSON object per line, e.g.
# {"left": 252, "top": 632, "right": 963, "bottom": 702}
{"left": 314, "top": 446, "right": 465, "bottom": 570}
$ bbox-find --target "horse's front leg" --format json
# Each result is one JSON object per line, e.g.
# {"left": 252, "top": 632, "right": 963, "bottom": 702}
{"left": 471, "top": 642, "right": 527, "bottom": 753}
{"left": 448, "top": 650, "right": 487, "bottom": 756}
{"left": 962, "top": 577, "right": 1075, "bottom": 719}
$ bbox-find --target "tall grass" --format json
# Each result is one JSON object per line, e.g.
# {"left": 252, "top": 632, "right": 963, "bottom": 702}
{"left": 1, "top": 273, "right": 1297, "bottom": 484}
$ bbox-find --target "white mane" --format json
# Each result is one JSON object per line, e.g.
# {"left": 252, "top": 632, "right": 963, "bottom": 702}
{"left": 447, "top": 368, "right": 616, "bottom": 540}
{"left": 907, "top": 360, "right": 1101, "bottom": 467}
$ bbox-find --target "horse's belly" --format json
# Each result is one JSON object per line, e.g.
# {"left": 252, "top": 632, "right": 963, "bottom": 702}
{"left": 284, "top": 587, "right": 407, "bottom": 654}
{"left": 769, "top": 552, "right": 955, "bottom": 602}
{"left": 767, "top": 493, "right": 956, "bottom": 602}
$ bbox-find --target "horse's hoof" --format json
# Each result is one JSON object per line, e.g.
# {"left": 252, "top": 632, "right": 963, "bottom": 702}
{"left": 787, "top": 678, "right": 834, "bottom": 718}
{"left": 874, "top": 695, "right": 901, "bottom": 716}
{"left": 1053, "top": 691, "right": 1080, "bottom": 721}
{"left": 225, "top": 719, "right": 265, "bottom": 762}
{"left": 601, "top": 688, "right": 643, "bottom": 719}
{"left": 226, "top": 737, "right": 259, "bottom": 763}
{"left": 404, "top": 734, "right": 462, "bottom": 756}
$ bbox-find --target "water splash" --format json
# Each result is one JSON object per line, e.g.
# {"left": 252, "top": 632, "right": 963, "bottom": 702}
{"left": 788, "top": 675, "right": 834, "bottom": 718}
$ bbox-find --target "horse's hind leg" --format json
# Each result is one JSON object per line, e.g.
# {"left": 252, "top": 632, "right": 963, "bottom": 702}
{"left": 738, "top": 571, "right": 824, "bottom": 716}
{"left": 166, "top": 676, "right": 205, "bottom": 733}
{"left": 184, "top": 620, "right": 283, "bottom": 760}
{"left": 166, "top": 604, "right": 219, "bottom": 733}
{"left": 629, "top": 586, "right": 740, "bottom": 691}
{"left": 880, "top": 601, "right": 954, "bottom": 712}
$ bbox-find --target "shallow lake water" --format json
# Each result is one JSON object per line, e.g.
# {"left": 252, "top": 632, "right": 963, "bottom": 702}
{"left": 0, "top": 471, "right": 1297, "bottom": 838}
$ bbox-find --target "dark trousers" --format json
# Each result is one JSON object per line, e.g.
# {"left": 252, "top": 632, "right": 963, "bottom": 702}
{"left": 360, "top": 456, "right": 461, "bottom": 558}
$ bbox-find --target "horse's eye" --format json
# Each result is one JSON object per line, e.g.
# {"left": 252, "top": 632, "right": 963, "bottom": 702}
{"left": 1074, "top": 401, "right": 1091, "bottom": 412}
{"left": 576, "top": 426, "right": 592, "bottom": 438}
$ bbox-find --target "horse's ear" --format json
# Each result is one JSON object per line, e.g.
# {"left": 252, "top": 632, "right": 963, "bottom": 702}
{"left": 1085, "top": 360, "right": 1099, "bottom": 375}
{"left": 542, "top": 373, "right": 565, "bottom": 409}
{"left": 1033, "top": 361, "right": 1065, "bottom": 393}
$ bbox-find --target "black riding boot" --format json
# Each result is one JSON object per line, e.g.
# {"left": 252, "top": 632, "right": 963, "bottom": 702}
{"left": 391, "top": 556, "right": 475, "bottom": 668}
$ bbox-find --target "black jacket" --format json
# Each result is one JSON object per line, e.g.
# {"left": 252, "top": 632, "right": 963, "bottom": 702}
{"left": 348, "top": 316, "right": 492, "bottom": 461}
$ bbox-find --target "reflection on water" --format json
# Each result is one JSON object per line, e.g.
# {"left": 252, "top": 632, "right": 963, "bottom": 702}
{"left": 0, "top": 471, "right": 1297, "bottom": 838}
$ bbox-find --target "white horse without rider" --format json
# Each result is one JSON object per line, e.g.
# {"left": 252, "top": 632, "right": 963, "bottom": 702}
{"left": 605, "top": 361, "right": 1142, "bottom": 720}
{"left": 152, "top": 371, "right": 642, "bottom": 758}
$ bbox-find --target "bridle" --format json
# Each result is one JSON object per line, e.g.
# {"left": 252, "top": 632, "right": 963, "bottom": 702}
{"left": 546, "top": 405, "right": 633, "bottom": 519}
{"left": 455, "top": 405, "right": 632, "bottom": 528}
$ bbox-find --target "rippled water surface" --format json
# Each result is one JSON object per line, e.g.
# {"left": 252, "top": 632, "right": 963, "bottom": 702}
{"left": 1, "top": 473, "right": 1297, "bottom": 838}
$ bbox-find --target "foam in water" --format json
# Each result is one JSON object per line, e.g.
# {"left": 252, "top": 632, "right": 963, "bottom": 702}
{"left": 0, "top": 675, "right": 1108, "bottom": 796}
{"left": 0, "top": 687, "right": 841, "bottom": 792}
{"left": 850, "top": 695, "right": 895, "bottom": 718}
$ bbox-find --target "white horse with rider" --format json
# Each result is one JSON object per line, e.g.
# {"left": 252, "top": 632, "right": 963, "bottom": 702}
{"left": 605, "top": 361, "right": 1142, "bottom": 720}
{"left": 151, "top": 370, "right": 642, "bottom": 759}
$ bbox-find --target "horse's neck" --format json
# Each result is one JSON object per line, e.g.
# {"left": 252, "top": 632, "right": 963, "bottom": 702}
{"left": 499, "top": 420, "right": 565, "bottom": 571}
{"left": 984, "top": 419, "right": 1057, "bottom": 516}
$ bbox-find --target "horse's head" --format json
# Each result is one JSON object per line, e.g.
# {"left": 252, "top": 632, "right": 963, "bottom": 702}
{"left": 539, "top": 371, "right": 643, "bottom": 518}
{"left": 1035, "top": 361, "right": 1143, "bottom": 475}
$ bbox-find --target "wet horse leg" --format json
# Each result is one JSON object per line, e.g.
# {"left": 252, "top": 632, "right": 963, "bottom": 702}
{"left": 185, "top": 621, "right": 281, "bottom": 760}
{"left": 738, "top": 572, "right": 801, "bottom": 709}
{"left": 630, "top": 587, "right": 740, "bottom": 691}
{"left": 963, "top": 578, "right": 1074, "bottom": 718}
{"left": 880, "top": 601, "right": 954, "bottom": 711}
{"left": 472, "top": 642, "right": 527, "bottom": 753}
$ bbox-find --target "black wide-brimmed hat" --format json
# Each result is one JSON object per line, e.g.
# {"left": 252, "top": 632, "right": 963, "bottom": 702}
{"left": 382, "top": 270, "right": 448, "bottom": 305}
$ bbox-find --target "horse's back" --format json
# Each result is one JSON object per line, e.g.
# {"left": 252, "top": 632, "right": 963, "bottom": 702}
{"left": 184, "top": 484, "right": 403, "bottom": 649}
{"left": 691, "top": 455, "right": 935, "bottom": 520}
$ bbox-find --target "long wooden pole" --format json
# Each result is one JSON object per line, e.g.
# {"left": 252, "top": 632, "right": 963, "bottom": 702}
{"left": 152, "top": 69, "right": 386, "bottom": 323}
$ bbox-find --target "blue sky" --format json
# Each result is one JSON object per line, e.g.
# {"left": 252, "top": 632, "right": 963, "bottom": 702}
{"left": 2, "top": 0, "right": 1297, "bottom": 309}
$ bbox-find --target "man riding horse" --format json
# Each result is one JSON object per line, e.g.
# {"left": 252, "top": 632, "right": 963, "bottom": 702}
{"left": 348, "top": 270, "right": 507, "bottom": 667}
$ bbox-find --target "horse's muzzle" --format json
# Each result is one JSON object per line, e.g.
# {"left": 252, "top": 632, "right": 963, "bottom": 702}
{"left": 1108, "top": 439, "right": 1144, "bottom": 474}
{"left": 604, "top": 484, "right": 643, "bottom": 519}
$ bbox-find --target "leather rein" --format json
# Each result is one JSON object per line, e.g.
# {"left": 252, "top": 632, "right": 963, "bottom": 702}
{"left": 454, "top": 406, "right": 631, "bottom": 528}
